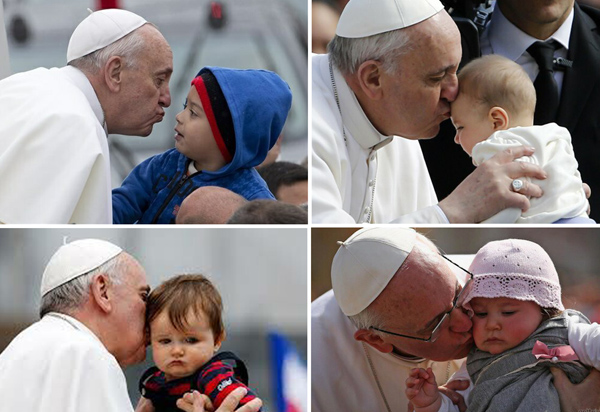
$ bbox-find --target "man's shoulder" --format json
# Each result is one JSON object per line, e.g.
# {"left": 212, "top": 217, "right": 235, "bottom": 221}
{"left": 1, "top": 316, "right": 109, "bottom": 362}
{"left": 579, "top": 4, "right": 600, "bottom": 26}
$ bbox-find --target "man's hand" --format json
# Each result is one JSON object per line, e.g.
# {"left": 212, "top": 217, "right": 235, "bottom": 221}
{"left": 584, "top": 183, "right": 592, "bottom": 215}
{"left": 552, "top": 367, "right": 600, "bottom": 410}
{"left": 176, "top": 388, "right": 263, "bottom": 412}
{"left": 438, "top": 380, "right": 469, "bottom": 412}
{"left": 439, "top": 146, "right": 547, "bottom": 223}
{"left": 134, "top": 396, "right": 155, "bottom": 412}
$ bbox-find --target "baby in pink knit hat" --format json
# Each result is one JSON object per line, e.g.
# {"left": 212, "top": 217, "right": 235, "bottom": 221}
{"left": 406, "top": 239, "right": 600, "bottom": 412}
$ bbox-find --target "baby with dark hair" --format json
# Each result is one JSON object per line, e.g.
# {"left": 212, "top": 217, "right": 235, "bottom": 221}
{"left": 139, "top": 274, "right": 261, "bottom": 412}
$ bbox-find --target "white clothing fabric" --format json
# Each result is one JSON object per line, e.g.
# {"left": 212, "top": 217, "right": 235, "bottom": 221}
{"left": 0, "top": 66, "right": 112, "bottom": 223}
{"left": 436, "top": 314, "right": 600, "bottom": 412}
{"left": 472, "top": 124, "right": 588, "bottom": 223}
{"left": 311, "top": 290, "right": 463, "bottom": 412}
{"left": 480, "top": 4, "right": 574, "bottom": 98}
{"left": 311, "top": 53, "right": 445, "bottom": 223}
{"left": 0, "top": 313, "right": 133, "bottom": 412}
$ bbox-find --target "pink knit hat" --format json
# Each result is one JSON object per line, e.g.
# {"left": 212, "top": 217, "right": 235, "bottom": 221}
{"left": 462, "top": 239, "right": 564, "bottom": 314}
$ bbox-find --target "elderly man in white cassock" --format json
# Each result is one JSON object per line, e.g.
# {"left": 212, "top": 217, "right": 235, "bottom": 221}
{"left": 311, "top": 0, "right": 550, "bottom": 224}
{"left": 0, "top": 239, "right": 262, "bottom": 412}
{"left": 0, "top": 9, "right": 173, "bottom": 224}
{"left": 311, "top": 227, "right": 600, "bottom": 412}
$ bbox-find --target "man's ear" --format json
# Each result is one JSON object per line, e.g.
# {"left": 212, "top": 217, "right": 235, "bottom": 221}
{"left": 488, "top": 106, "right": 509, "bottom": 130}
{"left": 355, "top": 60, "right": 384, "bottom": 100}
{"left": 354, "top": 329, "right": 394, "bottom": 353}
{"left": 90, "top": 273, "right": 112, "bottom": 313}
{"left": 104, "top": 56, "right": 124, "bottom": 93}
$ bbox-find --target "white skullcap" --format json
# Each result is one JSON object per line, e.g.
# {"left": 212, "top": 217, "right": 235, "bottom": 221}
{"left": 67, "top": 9, "right": 147, "bottom": 63}
{"left": 331, "top": 227, "right": 416, "bottom": 316}
{"left": 336, "top": 0, "right": 444, "bottom": 38}
{"left": 41, "top": 239, "right": 122, "bottom": 296}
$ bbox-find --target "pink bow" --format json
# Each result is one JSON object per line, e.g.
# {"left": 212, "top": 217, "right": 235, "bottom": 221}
{"left": 532, "top": 340, "right": 579, "bottom": 361}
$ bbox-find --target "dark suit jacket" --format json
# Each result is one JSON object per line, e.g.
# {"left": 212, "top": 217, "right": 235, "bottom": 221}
{"left": 421, "top": 3, "right": 600, "bottom": 220}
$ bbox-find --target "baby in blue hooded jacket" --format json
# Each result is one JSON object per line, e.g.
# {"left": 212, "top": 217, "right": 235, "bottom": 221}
{"left": 112, "top": 67, "right": 292, "bottom": 224}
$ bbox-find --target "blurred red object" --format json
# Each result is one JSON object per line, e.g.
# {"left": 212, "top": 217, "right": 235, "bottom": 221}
{"left": 97, "top": 0, "right": 120, "bottom": 9}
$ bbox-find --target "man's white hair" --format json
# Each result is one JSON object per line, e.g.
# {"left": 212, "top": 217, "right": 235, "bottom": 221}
{"left": 68, "top": 24, "right": 152, "bottom": 73}
{"left": 328, "top": 28, "right": 413, "bottom": 75}
{"left": 39, "top": 253, "right": 126, "bottom": 318}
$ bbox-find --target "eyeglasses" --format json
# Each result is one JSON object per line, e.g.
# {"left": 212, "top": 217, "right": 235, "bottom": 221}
{"left": 370, "top": 254, "right": 474, "bottom": 343}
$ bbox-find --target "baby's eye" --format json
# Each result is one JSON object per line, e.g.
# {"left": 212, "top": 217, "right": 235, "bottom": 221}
{"left": 502, "top": 311, "right": 516, "bottom": 316}
{"left": 474, "top": 312, "right": 487, "bottom": 318}
{"left": 185, "top": 337, "right": 199, "bottom": 344}
{"left": 158, "top": 339, "right": 171, "bottom": 344}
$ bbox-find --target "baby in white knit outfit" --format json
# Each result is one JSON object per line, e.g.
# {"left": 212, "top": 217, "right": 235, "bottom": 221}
{"left": 450, "top": 55, "right": 592, "bottom": 224}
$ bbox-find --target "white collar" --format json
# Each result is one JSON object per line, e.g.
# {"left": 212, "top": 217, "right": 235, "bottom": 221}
{"left": 60, "top": 66, "right": 108, "bottom": 135}
{"left": 486, "top": 4, "right": 574, "bottom": 59}
{"left": 45, "top": 312, "right": 103, "bottom": 344}
{"left": 332, "top": 62, "right": 394, "bottom": 151}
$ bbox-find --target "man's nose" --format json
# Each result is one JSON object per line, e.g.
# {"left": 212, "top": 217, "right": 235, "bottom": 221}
{"left": 449, "top": 306, "right": 472, "bottom": 333}
{"left": 441, "top": 74, "right": 459, "bottom": 103}
{"left": 160, "top": 86, "right": 172, "bottom": 108}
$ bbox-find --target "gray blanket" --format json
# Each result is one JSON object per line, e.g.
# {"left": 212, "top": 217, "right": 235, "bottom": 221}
{"left": 466, "top": 310, "right": 590, "bottom": 412}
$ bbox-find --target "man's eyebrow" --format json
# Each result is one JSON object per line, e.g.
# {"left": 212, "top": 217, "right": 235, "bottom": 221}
{"left": 155, "top": 68, "right": 173, "bottom": 76}
{"left": 427, "top": 63, "right": 457, "bottom": 77}
{"left": 416, "top": 281, "right": 460, "bottom": 334}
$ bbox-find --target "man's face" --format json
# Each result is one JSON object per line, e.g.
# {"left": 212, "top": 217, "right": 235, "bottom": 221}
{"left": 497, "top": 0, "right": 574, "bottom": 35}
{"left": 150, "top": 310, "right": 221, "bottom": 381}
{"left": 377, "top": 11, "right": 462, "bottom": 139}
{"left": 117, "top": 25, "right": 173, "bottom": 136}
{"left": 451, "top": 93, "right": 496, "bottom": 155}
{"left": 368, "top": 241, "right": 474, "bottom": 361}
{"left": 110, "top": 254, "right": 150, "bottom": 366}
{"left": 470, "top": 297, "right": 542, "bottom": 354}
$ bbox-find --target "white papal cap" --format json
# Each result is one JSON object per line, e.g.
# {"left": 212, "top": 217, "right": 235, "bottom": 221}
{"left": 41, "top": 239, "right": 123, "bottom": 296}
{"left": 67, "top": 9, "right": 147, "bottom": 63}
{"left": 331, "top": 227, "right": 416, "bottom": 316}
{"left": 336, "top": 0, "right": 444, "bottom": 38}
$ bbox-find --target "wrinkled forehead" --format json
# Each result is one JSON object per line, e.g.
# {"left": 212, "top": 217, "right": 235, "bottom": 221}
{"left": 381, "top": 241, "right": 456, "bottom": 318}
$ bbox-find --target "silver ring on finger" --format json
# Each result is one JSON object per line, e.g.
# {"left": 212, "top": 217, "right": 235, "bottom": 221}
{"left": 512, "top": 179, "right": 524, "bottom": 192}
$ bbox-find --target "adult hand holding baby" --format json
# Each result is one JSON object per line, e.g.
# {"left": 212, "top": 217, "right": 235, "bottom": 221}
{"left": 176, "top": 388, "right": 263, "bottom": 412}
{"left": 552, "top": 367, "right": 600, "bottom": 410}
{"left": 439, "top": 146, "right": 546, "bottom": 223}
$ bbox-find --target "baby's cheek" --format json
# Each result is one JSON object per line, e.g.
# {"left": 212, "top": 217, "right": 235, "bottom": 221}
{"left": 471, "top": 319, "right": 486, "bottom": 344}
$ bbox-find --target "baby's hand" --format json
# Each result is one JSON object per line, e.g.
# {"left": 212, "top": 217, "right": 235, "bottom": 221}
{"left": 405, "top": 367, "right": 441, "bottom": 411}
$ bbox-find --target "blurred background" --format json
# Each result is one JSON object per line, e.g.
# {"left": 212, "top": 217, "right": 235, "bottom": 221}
{"left": 0, "top": 227, "right": 307, "bottom": 411}
{"left": 312, "top": 227, "right": 600, "bottom": 323}
{"left": 1, "top": 0, "right": 308, "bottom": 187}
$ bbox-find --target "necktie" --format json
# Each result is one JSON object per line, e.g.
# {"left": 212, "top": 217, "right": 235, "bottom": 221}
{"left": 527, "top": 40, "right": 560, "bottom": 124}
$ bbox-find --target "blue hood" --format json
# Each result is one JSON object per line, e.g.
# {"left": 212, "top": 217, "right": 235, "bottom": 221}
{"left": 198, "top": 66, "right": 292, "bottom": 176}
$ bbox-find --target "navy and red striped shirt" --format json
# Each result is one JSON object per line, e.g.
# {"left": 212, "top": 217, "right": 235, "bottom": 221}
{"left": 139, "top": 351, "right": 261, "bottom": 412}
